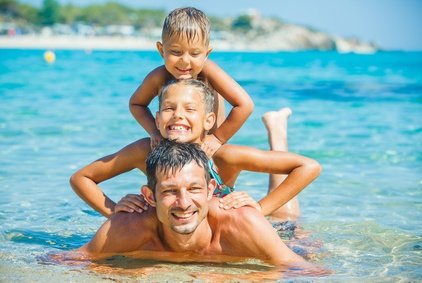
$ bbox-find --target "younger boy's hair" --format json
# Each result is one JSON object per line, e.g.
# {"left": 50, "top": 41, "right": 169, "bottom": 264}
{"left": 158, "top": 79, "right": 215, "bottom": 114}
{"left": 146, "top": 139, "right": 210, "bottom": 192}
{"left": 162, "top": 7, "right": 210, "bottom": 45}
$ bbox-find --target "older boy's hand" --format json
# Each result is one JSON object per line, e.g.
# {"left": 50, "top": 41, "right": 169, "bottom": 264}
{"left": 218, "top": 191, "right": 262, "bottom": 213}
{"left": 114, "top": 194, "right": 149, "bottom": 214}
{"left": 202, "top": 134, "right": 222, "bottom": 158}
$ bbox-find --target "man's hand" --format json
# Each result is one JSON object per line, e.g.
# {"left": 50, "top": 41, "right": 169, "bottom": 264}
{"left": 218, "top": 191, "right": 262, "bottom": 213}
{"left": 114, "top": 194, "right": 149, "bottom": 214}
{"left": 201, "top": 134, "right": 222, "bottom": 158}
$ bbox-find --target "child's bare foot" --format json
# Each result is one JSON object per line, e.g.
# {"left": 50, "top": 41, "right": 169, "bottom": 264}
{"left": 262, "top": 107, "right": 292, "bottom": 130}
{"left": 262, "top": 107, "right": 292, "bottom": 151}
{"left": 262, "top": 107, "right": 300, "bottom": 219}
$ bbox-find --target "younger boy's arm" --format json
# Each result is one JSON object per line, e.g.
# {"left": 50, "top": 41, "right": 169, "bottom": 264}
{"left": 129, "top": 67, "right": 168, "bottom": 144}
{"left": 202, "top": 60, "right": 254, "bottom": 144}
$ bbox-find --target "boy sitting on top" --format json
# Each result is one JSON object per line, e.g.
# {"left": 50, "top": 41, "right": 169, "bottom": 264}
{"left": 129, "top": 7, "right": 254, "bottom": 156}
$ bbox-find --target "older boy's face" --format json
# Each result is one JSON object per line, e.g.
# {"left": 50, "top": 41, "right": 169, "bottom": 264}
{"left": 157, "top": 34, "right": 211, "bottom": 80}
{"left": 156, "top": 83, "right": 214, "bottom": 144}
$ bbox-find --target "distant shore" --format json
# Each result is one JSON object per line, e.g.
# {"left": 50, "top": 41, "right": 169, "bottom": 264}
{"left": 0, "top": 35, "right": 159, "bottom": 51}
{"left": 0, "top": 34, "right": 378, "bottom": 53}
{"left": 0, "top": 35, "right": 273, "bottom": 51}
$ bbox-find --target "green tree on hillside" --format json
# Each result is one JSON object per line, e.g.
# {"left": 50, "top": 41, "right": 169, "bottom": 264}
{"left": 60, "top": 4, "right": 79, "bottom": 24}
{"left": 231, "top": 14, "right": 252, "bottom": 32}
{"left": 0, "top": 0, "right": 20, "bottom": 18}
{"left": 38, "top": 0, "right": 60, "bottom": 26}
{"left": 0, "top": 0, "right": 37, "bottom": 23}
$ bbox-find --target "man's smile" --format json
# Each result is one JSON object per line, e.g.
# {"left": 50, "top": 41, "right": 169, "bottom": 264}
{"left": 171, "top": 210, "right": 197, "bottom": 222}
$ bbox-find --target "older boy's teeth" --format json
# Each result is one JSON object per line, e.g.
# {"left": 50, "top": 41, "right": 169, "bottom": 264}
{"left": 170, "top": 125, "right": 188, "bottom": 130}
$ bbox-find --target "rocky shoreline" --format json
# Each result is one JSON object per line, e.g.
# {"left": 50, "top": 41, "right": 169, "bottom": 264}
{"left": 0, "top": 33, "right": 378, "bottom": 53}
{"left": 0, "top": 18, "right": 378, "bottom": 53}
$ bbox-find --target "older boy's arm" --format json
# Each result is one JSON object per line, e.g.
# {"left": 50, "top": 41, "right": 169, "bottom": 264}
{"left": 233, "top": 207, "right": 305, "bottom": 266}
{"left": 203, "top": 60, "right": 254, "bottom": 143}
{"left": 129, "top": 67, "right": 166, "bottom": 139}
{"left": 70, "top": 139, "right": 149, "bottom": 217}
{"left": 218, "top": 145, "right": 321, "bottom": 216}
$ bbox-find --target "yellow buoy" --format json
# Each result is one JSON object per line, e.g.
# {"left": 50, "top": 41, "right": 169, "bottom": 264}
{"left": 44, "top": 50, "right": 56, "bottom": 64}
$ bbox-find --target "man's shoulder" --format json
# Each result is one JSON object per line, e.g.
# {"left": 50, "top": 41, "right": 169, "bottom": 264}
{"left": 208, "top": 198, "right": 263, "bottom": 226}
{"left": 109, "top": 208, "right": 157, "bottom": 232}
{"left": 84, "top": 209, "right": 158, "bottom": 255}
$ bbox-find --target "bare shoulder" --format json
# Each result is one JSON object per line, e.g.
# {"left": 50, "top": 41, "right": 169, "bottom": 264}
{"left": 147, "top": 65, "right": 173, "bottom": 85}
{"left": 109, "top": 208, "right": 157, "bottom": 235}
{"left": 201, "top": 60, "right": 224, "bottom": 79}
{"left": 208, "top": 198, "right": 263, "bottom": 230}
{"left": 118, "top": 138, "right": 152, "bottom": 169}
{"left": 202, "top": 59, "right": 221, "bottom": 72}
{"left": 124, "top": 137, "right": 151, "bottom": 153}
{"left": 83, "top": 208, "right": 158, "bottom": 254}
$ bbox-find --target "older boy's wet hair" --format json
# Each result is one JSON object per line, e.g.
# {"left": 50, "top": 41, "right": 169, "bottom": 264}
{"left": 162, "top": 7, "right": 210, "bottom": 45}
{"left": 158, "top": 79, "right": 215, "bottom": 114}
{"left": 146, "top": 139, "right": 210, "bottom": 192}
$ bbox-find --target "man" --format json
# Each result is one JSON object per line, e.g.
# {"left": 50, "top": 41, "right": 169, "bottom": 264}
{"left": 74, "top": 139, "right": 309, "bottom": 268}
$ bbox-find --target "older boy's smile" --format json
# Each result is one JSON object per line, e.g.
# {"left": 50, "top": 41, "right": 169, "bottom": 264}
{"left": 167, "top": 124, "right": 191, "bottom": 137}
{"left": 156, "top": 83, "right": 214, "bottom": 144}
{"left": 168, "top": 124, "right": 190, "bottom": 131}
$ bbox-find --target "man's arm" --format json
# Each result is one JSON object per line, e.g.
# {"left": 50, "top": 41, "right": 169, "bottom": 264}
{"left": 202, "top": 60, "right": 254, "bottom": 144}
{"left": 69, "top": 139, "right": 150, "bottom": 217}
{"left": 215, "top": 145, "right": 321, "bottom": 216}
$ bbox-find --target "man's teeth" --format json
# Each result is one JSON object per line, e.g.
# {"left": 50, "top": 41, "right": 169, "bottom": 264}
{"left": 173, "top": 211, "right": 194, "bottom": 218}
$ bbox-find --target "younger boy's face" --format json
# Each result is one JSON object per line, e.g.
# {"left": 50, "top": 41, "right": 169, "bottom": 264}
{"left": 157, "top": 34, "right": 211, "bottom": 80}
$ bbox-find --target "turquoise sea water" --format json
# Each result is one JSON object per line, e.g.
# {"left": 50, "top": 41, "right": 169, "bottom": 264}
{"left": 0, "top": 49, "right": 421, "bottom": 281}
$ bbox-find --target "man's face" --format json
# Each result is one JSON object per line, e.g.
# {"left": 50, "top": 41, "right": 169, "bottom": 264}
{"left": 152, "top": 161, "right": 214, "bottom": 234}
{"left": 156, "top": 83, "right": 215, "bottom": 143}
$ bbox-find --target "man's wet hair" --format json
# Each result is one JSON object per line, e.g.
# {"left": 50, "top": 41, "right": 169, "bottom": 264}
{"left": 158, "top": 79, "right": 215, "bottom": 114}
{"left": 162, "top": 7, "right": 210, "bottom": 45}
{"left": 146, "top": 139, "right": 210, "bottom": 192}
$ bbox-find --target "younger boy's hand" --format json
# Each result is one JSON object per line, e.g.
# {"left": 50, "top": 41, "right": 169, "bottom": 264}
{"left": 150, "top": 132, "right": 163, "bottom": 149}
{"left": 114, "top": 194, "right": 149, "bottom": 214}
{"left": 218, "top": 191, "right": 262, "bottom": 213}
{"left": 202, "top": 134, "right": 222, "bottom": 158}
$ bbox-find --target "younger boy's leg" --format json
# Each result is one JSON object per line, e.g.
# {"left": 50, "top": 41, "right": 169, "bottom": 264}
{"left": 262, "top": 107, "right": 300, "bottom": 220}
